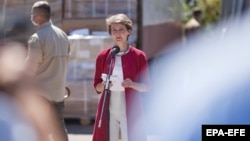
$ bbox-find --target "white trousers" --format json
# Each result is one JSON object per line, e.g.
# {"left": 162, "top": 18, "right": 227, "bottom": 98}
{"left": 109, "top": 113, "right": 128, "bottom": 141}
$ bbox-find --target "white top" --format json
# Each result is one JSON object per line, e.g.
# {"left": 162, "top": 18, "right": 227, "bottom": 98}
{"left": 109, "top": 55, "right": 126, "bottom": 115}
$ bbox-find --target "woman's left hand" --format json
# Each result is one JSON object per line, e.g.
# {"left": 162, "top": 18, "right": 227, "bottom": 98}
{"left": 122, "top": 78, "right": 148, "bottom": 92}
{"left": 121, "top": 78, "right": 134, "bottom": 88}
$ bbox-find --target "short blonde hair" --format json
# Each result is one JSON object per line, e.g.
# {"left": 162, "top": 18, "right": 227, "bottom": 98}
{"left": 106, "top": 13, "right": 133, "bottom": 34}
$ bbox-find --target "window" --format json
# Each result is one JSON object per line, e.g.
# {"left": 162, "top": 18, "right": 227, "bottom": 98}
{"left": 63, "top": 0, "right": 137, "bottom": 19}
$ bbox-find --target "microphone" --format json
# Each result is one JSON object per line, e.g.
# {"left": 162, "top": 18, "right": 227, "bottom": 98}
{"left": 111, "top": 46, "right": 120, "bottom": 54}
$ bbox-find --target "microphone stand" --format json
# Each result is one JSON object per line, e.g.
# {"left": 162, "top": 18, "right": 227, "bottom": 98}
{"left": 98, "top": 51, "right": 116, "bottom": 128}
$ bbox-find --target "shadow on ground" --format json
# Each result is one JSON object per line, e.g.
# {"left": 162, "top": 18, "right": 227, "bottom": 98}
{"left": 65, "top": 118, "right": 95, "bottom": 134}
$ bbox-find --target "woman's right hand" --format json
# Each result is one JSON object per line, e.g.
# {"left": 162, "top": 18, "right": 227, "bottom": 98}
{"left": 96, "top": 81, "right": 113, "bottom": 93}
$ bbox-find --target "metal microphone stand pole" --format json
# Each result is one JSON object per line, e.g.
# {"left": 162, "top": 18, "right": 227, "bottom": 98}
{"left": 98, "top": 52, "right": 115, "bottom": 128}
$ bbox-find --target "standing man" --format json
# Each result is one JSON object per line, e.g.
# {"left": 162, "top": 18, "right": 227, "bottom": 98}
{"left": 25, "top": 1, "right": 70, "bottom": 141}
{"left": 184, "top": 7, "right": 203, "bottom": 38}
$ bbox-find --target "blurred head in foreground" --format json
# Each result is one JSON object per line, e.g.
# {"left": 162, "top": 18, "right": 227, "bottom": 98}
{"left": 0, "top": 12, "right": 32, "bottom": 45}
{"left": 0, "top": 42, "right": 69, "bottom": 141}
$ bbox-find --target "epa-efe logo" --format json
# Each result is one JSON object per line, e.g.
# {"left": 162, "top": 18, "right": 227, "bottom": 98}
{"left": 206, "top": 128, "right": 245, "bottom": 136}
{"left": 202, "top": 124, "right": 250, "bottom": 141}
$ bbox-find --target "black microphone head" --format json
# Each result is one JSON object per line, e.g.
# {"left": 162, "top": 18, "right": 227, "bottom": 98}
{"left": 111, "top": 46, "right": 120, "bottom": 54}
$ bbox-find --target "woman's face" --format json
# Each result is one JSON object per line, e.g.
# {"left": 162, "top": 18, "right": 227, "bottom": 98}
{"left": 110, "top": 23, "right": 131, "bottom": 45}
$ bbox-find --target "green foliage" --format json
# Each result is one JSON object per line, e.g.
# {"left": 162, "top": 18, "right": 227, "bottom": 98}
{"left": 183, "top": 0, "right": 221, "bottom": 26}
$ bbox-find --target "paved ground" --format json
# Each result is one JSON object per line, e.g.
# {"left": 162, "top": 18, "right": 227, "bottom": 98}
{"left": 65, "top": 118, "right": 93, "bottom": 141}
{"left": 68, "top": 134, "right": 162, "bottom": 141}
{"left": 65, "top": 119, "right": 162, "bottom": 141}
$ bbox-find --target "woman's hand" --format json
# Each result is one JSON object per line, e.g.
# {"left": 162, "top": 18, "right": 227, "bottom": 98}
{"left": 96, "top": 81, "right": 113, "bottom": 93}
{"left": 121, "top": 78, "right": 134, "bottom": 88}
{"left": 122, "top": 78, "right": 147, "bottom": 92}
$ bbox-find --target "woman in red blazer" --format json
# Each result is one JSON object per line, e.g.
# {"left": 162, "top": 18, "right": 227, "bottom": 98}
{"left": 92, "top": 13, "right": 150, "bottom": 141}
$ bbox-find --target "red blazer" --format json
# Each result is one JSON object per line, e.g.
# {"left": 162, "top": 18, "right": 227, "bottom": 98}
{"left": 92, "top": 46, "right": 150, "bottom": 141}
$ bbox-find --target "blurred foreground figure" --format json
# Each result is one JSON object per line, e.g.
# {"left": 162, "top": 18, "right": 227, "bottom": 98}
{"left": 0, "top": 42, "right": 69, "bottom": 141}
{"left": 147, "top": 11, "right": 250, "bottom": 141}
{"left": 0, "top": 41, "right": 39, "bottom": 141}
{"left": 0, "top": 7, "right": 69, "bottom": 141}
